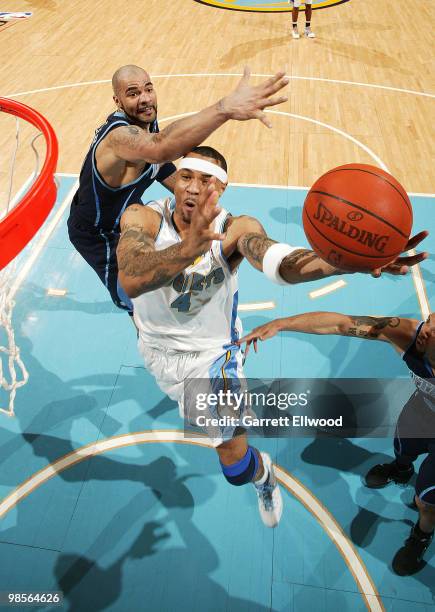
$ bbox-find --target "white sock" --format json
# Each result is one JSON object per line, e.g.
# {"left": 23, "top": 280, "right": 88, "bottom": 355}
{"left": 255, "top": 464, "right": 269, "bottom": 486}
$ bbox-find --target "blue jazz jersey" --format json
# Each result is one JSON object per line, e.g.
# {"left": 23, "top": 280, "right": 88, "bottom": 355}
{"left": 67, "top": 111, "right": 176, "bottom": 313}
{"left": 68, "top": 110, "right": 175, "bottom": 231}
{"left": 403, "top": 322, "right": 435, "bottom": 411}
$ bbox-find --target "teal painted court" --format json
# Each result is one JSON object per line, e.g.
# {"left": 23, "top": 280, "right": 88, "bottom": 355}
{"left": 0, "top": 177, "right": 433, "bottom": 611}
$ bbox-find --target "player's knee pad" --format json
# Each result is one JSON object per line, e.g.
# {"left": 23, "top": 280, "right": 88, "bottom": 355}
{"left": 220, "top": 446, "right": 259, "bottom": 486}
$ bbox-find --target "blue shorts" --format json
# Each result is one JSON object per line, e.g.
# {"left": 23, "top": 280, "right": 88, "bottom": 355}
{"left": 394, "top": 391, "right": 435, "bottom": 505}
{"left": 67, "top": 218, "right": 133, "bottom": 313}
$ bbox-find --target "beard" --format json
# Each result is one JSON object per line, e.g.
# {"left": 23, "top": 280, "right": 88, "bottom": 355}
{"left": 123, "top": 103, "right": 158, "bottom": 128}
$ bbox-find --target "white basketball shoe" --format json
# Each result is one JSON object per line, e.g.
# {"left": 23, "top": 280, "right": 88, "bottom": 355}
{"left": 254, "top": 452, "right": 283, "bottom": 528}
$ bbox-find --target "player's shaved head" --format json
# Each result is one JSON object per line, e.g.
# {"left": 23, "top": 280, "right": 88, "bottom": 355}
{"left": 112, "top": 65, "right": 149, "bottom": 95}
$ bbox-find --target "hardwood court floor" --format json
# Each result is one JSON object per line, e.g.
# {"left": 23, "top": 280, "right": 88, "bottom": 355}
{"left": 1, "top": 0, "right": 434, "bottom": 203}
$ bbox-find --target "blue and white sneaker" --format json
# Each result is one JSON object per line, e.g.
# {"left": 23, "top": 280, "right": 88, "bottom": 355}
{"left": 254, "top": 452, "right": 283, "bottom": 527}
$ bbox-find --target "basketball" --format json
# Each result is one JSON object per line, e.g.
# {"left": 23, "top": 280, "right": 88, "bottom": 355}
{"left": 302, "top": 164, "right": 413, "bottom": 271}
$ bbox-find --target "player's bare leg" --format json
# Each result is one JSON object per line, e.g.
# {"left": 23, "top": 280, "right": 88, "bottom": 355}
{"left": 304, "top": 3, "right": 316, "bottom": 38}
{"left": 291, "top": 5, "right": 300, "bottom": 39}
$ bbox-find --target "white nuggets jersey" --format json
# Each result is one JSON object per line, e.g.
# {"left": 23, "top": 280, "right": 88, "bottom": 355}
{"left": 132, "top": 197, "right": 242, "bottom": 351}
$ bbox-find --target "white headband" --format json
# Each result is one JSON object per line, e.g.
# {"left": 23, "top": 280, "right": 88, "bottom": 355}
{"left": 178, "top": 157, "right": 228, "bottom": 184}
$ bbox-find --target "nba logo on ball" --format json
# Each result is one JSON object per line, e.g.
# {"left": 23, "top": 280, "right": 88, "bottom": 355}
{"left": 303, "top": 164, "right": 413, "bottom": 271}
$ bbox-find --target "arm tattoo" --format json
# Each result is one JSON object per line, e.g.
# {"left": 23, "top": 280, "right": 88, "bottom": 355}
{"left": 117, "top": 228, "right": 191, "bottom": 293}
{"left": 238, "top": 233, "right": 275, "bottom": 266}
{"left": 347, "top": 316, "right": 401, "bottom": 339}
{"left": 111, "top": 125, "right": 142, "bottom": 151}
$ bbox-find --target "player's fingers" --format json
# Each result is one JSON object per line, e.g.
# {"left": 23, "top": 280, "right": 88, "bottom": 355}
{"left": 212, "top": 232, "right": 226, "bottom": 242}
{"left": 405, "top": 231, "right": 429, "bottom": 250}
{"left": 254, "top": 339, "right": 258, "bottom": 353}
{"left": 238, "top": 330, "right": 258, "bottom": 343}
{"left": 256, "top": 111, "right": 272, "bottom": 129}
{"left": 239, "top": 65, "right": 251, "bottom": 85}
{"left": 261, "top": 95, "right": 288, "bottom": 108}
{"left": 258, "top": 72, "right": 288, "bottom": 93}
{"left": 244, "top": 340, "right": 252, "bottom": 358}
{"left": 395, "top": 252, "right": 428, "bottom": 266}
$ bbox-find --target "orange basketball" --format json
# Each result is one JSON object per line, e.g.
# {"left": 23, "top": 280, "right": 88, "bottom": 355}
{"left": 302, "top": 164, "right": 413, "bottom": 271}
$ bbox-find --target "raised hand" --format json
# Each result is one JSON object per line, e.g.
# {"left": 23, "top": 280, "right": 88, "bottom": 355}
{"left": 371, "top": 231, "right": 429, "bottom": 277}
{"left": 183, "top": 179, "right": 226, "bottom": 259}
{"left": 219, "top": 66, "right": 289, "bottom": 128}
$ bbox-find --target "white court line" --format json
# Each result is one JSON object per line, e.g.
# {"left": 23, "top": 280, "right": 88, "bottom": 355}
{"left": 52, "top": 175, "right": 435, "bottom": 198}
{"left": 229, "top": 183, "right": 435, "bottom": 198}
{"left": 309, "top": 280, "right": 347, "bottom": 299}
{"left": 0, "top": 430, "right": 383, "bottom": 612}
{"left": 158, "top": 110, "right": 390, "bottom": 171}
{"left": 55, "top": 172, "right": 81, "bottom": 178}
{"left": 238, "top": 301, "right": 275, "bottom": 311}
{"left": 7, "top": 179, "right": 79, "bottom": 302}
{"left": 5, "top": 73, "right": 435, "bottom": 99}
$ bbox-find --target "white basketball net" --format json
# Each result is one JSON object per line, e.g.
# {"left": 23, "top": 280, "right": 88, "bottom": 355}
{"left": 0, "top": 263, "right": 29, "bottom": 416}
{"left": 0, "top": 115, "right": 36, "bottom": 416}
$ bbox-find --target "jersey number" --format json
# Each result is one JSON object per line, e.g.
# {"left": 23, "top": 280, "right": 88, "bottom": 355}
{"left": 170, "top": 293, "right": 191, "bottom": 313}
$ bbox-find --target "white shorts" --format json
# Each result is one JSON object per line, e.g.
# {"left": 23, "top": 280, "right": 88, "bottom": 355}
{"left": 138, "top": 341, "right": 249, "bottom": 446}
{"left": 290, "top": 0, "right": 312, "bottom": 7}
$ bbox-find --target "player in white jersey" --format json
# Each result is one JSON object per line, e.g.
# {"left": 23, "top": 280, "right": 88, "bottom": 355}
{"left": 116, "top": 146, "right": 427, "bottom": 528}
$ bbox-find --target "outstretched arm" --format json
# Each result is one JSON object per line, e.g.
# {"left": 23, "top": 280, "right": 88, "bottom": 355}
{"left": 230, "top": 216, "right": 342, "bottom": 282}
{"left": 236, "top": 229, "right": 428, "bottom": 283}
{"left": 106, "top": 68, "right": 289, "bottom": 164}
{"left": 238, "top": 312, "right": 418, "bottom": 356}
{"left": 237, "top": 232, "right": 341, "bottom": 282}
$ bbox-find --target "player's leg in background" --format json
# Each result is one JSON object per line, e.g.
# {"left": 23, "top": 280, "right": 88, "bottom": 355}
{"left": 365, "top": 394, "right": 423, "bottom": 488}
{"left": 392, "top": 449, "right": 435, "bottom": 575}
{"left": 304, "top": 0, "right": 316, "bottom": 38}
{"left": 291, "top": 1, "right": 300, "bottom": 39}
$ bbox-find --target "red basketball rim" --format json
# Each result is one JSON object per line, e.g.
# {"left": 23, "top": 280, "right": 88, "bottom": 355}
{"left": 0, "top": 97, "right": 58, "bottom": 271}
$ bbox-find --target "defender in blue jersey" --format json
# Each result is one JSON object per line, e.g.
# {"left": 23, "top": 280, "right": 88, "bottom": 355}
{"left": 239, "top": 311, "right": 435, "bottom": 575}
{"left": 67, "top": 63, "right": 291, "bottom": 313}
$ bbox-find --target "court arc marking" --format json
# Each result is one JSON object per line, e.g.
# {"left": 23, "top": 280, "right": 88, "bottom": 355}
{"left": 0, "top": 430, "right": 383, "bottom": 612}
{"left": 193, "top": 0, "right": 349, "bottom": 12}
{"left": 5, "top": 74, "right": 435, "bottom": 100}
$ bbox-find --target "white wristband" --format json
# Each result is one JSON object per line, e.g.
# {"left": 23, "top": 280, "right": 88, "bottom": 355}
{"left": 262, "top": 243, "right": 304, "bottom": 285}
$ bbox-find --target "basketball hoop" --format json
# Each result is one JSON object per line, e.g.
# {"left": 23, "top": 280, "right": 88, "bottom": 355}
{"left": 0, "top": 98, "right": 58, "bottom": 270}
{"left": 0, "top": 98, "right": 58, "bottom": 415}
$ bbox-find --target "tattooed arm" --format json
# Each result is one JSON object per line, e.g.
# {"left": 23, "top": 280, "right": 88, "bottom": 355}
{"left": 101, "top": 69, "right": 289, "bottom": 164}
{"left": 117, "top": 182, "right": 224, "bottom": 298}
{"left": 230, "top": 216, "right": 343, "bottom": 282}
{"left": 238, "top": 312, "right": 419, "bottom": 355}
{"left": 117, "top": 205, "right": 194, "bottom": 298}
